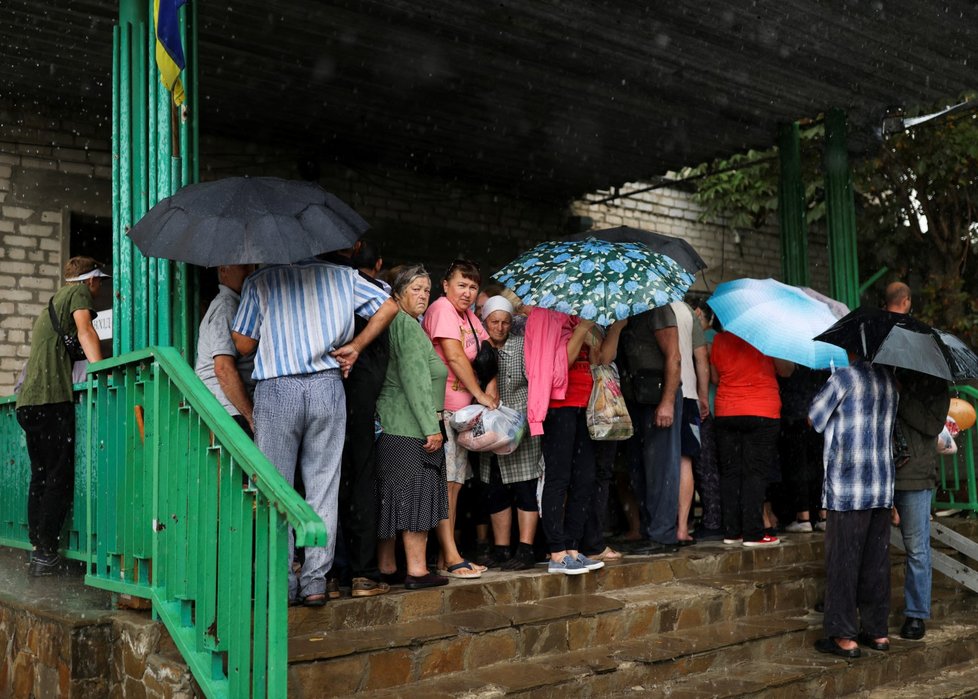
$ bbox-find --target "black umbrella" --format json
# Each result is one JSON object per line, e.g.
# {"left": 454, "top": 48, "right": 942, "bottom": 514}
{"left": 567, "top": 226, "right": 707, "bottom": 274}
{"left": 127, "top": 177, "right": 369, "bottom": 266}
{"left": 813, "top": 307, "right": 978, "bottom": 381}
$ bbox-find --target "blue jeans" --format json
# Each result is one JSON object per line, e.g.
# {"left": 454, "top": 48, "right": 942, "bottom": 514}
{"left": 894, "top": 489, "right": 933, "bottom": 619}
{"left": 626, "top": 389, "right": 682, "bottom": 545}
{"left": 255, "top": 371, "right": 346, "bottom": 600}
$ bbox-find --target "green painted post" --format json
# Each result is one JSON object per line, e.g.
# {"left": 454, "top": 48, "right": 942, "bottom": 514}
{"left": 778, "top": 122, "right": 808, "bottom": 286}
{"left": 824, "top": 108, "right": 860, "bottom": 309}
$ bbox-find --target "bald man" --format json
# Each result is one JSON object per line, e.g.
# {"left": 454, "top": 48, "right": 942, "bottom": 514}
{"left": 884, "top": 282, "right": 911, "bottom": 315}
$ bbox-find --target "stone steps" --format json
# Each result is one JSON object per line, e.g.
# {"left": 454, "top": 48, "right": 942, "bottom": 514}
{"left": 860, "top": 657, "right": 978, "bottom": 698}
{"left": 284, "top": 532, "right": 978, "bottom": 698}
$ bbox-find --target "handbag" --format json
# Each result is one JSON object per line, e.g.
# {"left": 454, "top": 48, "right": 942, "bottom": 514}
{"left": 48, "top": 298, "right": 87, "bottom": 362}
{"left": 466, "top": 313, "right": 498, "bottom": 390}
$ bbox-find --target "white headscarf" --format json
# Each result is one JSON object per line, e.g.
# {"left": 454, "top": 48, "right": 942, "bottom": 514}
{"left": 480, "top": 295, "right": 514, "bottom": 321}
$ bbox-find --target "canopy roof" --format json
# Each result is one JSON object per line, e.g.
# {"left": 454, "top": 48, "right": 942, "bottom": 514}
{"left": 5, "top": 0, "right": 976, "bottom": 198}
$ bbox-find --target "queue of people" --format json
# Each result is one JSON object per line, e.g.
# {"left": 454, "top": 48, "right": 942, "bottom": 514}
{"left": 12, "top": 241, "right": 950, "bottom": 674}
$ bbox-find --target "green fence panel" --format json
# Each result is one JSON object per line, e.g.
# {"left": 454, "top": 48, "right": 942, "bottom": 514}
{"left": 0, "top": 387, "right": 93, "bottom": 561}
{"left": 936, "top": 385, "right": 978, "bottom": 514}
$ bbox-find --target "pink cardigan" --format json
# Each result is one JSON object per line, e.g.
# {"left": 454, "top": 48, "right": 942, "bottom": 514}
{"left": 523, "top": 308, "right": 575, "bottom": 436}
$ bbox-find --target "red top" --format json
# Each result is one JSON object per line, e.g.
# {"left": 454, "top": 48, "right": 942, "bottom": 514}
{"left": 711, "top": 332, "right": 781, "bottom": 419}
{"left": 550, "top": 348, "right": 593, "bottom": 409}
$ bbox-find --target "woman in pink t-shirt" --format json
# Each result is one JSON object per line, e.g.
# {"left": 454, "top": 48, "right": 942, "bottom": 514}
{"left": 422, "top": 259, "right": 499, "bottom": 578}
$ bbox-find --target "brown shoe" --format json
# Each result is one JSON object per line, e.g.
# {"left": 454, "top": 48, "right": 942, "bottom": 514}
{"left": 325, "top": 577, "right": 342, "bottom": 599}
{"left": 351, "top": 577, "right": 390, "bottom": 597}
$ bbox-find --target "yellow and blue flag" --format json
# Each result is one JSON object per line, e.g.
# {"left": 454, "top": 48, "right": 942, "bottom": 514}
{"left": 155, "top": 0, "right": 187, "bottom": 105}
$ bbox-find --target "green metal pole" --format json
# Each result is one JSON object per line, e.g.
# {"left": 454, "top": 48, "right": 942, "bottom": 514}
{"left": 778, "top": 122, "right": 808, "bottom": 287}
{"left": 824, "top": 108, "right": 860, "bottom": 310}
{"left": 112, "top": 26, "right": 122, "bottom": 356}
{"left": 117, "top": 23, "right": 133, "bottom": 354}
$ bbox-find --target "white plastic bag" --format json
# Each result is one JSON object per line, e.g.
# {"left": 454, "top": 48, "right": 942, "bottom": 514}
{"left": 449, "top": 404, "right": 486, "bottom": 432}
{"left": 937, "top": 424, "right": 958, "bottom": 455}
{"left": 457, "top": 405, "right": 527, "bottom": 455}
{"left": 587, "top": 364, "right": 633, "bottom": 441}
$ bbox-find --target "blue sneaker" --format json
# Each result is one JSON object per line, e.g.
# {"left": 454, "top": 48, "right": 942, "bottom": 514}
{"left": 576, "top": 553, "right": 605, "bottom": 571}
{"left": 547, "top": 554, "right": 588, "bottom": 575}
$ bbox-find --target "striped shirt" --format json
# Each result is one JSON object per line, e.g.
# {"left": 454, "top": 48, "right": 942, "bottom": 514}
{"left": 232, "top": 259, "right": 389, "bottom": 380}
{"left": 809, "top": 361, "right": 899, "bottom": 511}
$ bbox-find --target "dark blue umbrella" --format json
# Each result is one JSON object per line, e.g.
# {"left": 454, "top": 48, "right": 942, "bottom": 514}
{"left": 127, "top": 176, "right": 369, "bottom": 266}
{"left": 568, "top": 226, "right": 707, "bottom": 274}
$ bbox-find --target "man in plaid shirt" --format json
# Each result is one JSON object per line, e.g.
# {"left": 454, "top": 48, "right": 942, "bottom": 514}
{"left": 809, "top": 353, "right": 899, "bottom": 658}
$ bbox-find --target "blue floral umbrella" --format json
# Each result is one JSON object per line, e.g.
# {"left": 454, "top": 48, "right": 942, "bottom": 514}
{"left": 494, "top": 237, "right": 695, "bottom": 325}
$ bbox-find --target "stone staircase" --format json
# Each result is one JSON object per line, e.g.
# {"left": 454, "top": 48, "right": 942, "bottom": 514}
{"left": 285, "top": 532, "right": 978, "bottom": 698}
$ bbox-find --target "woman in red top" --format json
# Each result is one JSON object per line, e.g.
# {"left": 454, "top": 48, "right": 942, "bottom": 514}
{"left": 710, "top": 331, "right": 793, "bottom": 547}
{"left": 534, "top": 313, "right": 605, "bottom": 575}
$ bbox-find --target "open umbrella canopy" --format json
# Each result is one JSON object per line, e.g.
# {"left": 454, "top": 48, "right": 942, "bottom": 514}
{"left": 494, "top": 237, "right": 694, "bottom": 325}
{"left": 127, "top": 176, "right": 369, "bottom": 266}
{"left": 568, "top": 225, "right": 707, "bottom": 274}
{"left": 813, "top": 307, "right": 978, "bottom": 381}
{"left": 707, "top": 278, "right": 848, "bottom": 369}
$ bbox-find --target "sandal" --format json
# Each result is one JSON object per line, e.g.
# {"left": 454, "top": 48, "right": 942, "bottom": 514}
{"left": 441, "top": 560, "right": 483, "bottom": 579}
{"left": 299, "top": 593, "right": 327, "bottom": 607}
{"left": 591, "top": 547, "right": 624, "bottom": 561}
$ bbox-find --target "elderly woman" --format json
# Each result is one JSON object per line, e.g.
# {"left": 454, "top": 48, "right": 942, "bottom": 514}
{"left": 422, "top": 259, "right": 498, "bottom": 578}
{"left": 375, "top": 266, "right": 450, "bottom": 589}
{"left": 478, "top": 296, "right": 542, "bottom": 570}
{"left": 17, "top": 256, "right": 106, "bottom": 576}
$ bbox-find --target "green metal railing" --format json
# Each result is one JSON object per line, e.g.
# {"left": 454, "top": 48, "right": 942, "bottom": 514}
{"left": 0, "top": 388, "right": 91, "bottom": 559}
{"left": 0, "top": 349, "right": 325, "bottom": 698}
{"left": 936, "top": 385, "right": 978, "bottom": 514}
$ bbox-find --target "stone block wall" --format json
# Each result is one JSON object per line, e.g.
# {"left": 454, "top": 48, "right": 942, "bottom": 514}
{"left": 571, "top": 180, "right": 831, "bottom": 294}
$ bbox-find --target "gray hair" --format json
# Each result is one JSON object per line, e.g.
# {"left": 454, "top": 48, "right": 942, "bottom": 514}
{"left": 391, "top": 264, "right": 430, "bottom": 298}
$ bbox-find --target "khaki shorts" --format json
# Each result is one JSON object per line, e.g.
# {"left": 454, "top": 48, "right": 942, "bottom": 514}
{"left": 442, "top": 411, "right": 474, "bottom": 484}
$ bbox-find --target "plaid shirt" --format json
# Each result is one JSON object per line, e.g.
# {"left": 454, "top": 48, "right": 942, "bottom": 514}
{"left": 480, "top": 334, "right": 543, "bottom": 484}
{"left": 809, "top": 361, "right": 899, "bottom": 511}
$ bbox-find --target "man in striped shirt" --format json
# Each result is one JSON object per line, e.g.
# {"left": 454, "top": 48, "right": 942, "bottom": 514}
{"left": 809, "top": 353, "right": 899, "bottom": 658}
{"left": 232, "top": 257, "right": 398, "bottom": 607}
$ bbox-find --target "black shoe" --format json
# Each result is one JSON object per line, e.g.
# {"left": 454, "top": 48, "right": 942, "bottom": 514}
{"left": 900, "top": 617, "right": 926, "bottom": 640}
{"left": 404, "top": 573, "right": 449, "bottom": 590}
{"left": 29, "top": 551, "right": 62, "bottom": 577}
{"left": 630, "top": 541, "right": 679, "bottom": 555}
{"left": 473, "top": 541, "right": 493, "bottom": 567}
{"left": 814, "top": 637, "right": 861, "bottom": 658}
{"left": 695, "top": 527, "right": 724, "bottom": 541}
{"left": 500, "top": 544, "right": 536, "bottom": 571}
{"left": 857, "top": 631, "right": 890, "bottom": 651}
{"left": 379, "top": 570, "right": 407, "bottom": 586}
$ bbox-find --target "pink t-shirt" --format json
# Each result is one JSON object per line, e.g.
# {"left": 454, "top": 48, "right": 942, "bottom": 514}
{"left": 422, "top": 296, "right": 490, "bottom": 412}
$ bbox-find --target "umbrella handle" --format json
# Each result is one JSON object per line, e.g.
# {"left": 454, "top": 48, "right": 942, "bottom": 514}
{"left": 860, "top": 324, "right": 867, "bottom": 358}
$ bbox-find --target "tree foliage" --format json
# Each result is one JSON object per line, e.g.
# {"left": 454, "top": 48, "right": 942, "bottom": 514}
{"left": 684, "top": 99, "right": 978, "bottom": 346}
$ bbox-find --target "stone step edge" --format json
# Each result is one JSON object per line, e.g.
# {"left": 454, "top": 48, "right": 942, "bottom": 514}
{"left": 357, "top": 614, "right": 978, "bottom": 698}
{"left": 652, "top": 620, "right": 978, "bottom": 698}
{"left": 862, "top": 657, "right": 978, "bottom": 699}
{"left": 287, "top": 537, "right": 827, "bottom": 632}
{"left": 287, "top": 568, "right": 824, "bottom": 663}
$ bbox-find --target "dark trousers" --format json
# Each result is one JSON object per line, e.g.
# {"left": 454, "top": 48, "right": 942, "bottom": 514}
{"left": 541, "top": 407, "right": 596, "bottom": 553}
{"left": 693, "top": 415, "right": 722, "bottom": 530}
{"left": 581, "top": 440, "right": 617, "bottom": 555}
{"left": 778, "top": 419, "right": 824, "bottom": 515}
{"left": 715, "top": 415, "right": 779, "bottom": 542}
{"left": 17, "top": 403, "right": 76, "bottom": 552}
{"left": 626, "top": 390, "right": 682, "bottom": 544}
{"left": 823, "top": 508, "right": 891, "bottom": 639}
{"left": 337, "top": 376, "right": 381, "bottom": 580}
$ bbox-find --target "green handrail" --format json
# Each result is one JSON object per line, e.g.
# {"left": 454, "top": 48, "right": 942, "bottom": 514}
{"left": 936, "top": 385, "right": 978, "bottom": 514}
{"left": 84, "top": 346, "right": 325, "bottom": 698}
{"left": 0, "top": 348, "right": 324, "bottom": 698}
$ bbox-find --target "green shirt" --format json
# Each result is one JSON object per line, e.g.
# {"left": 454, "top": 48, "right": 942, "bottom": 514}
{"left": 377, "top": 310, "right": 448, "bottom": 439}
{"left": 16, "top": 284, "right": 94, "bottom": 408}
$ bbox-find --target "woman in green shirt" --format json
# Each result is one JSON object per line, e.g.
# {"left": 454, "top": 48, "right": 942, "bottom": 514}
{"left": 375, "top": 265, "right": 451, "bottom": 589}
{"left": 16, "top": 256, "right": 107, "bottom": 576}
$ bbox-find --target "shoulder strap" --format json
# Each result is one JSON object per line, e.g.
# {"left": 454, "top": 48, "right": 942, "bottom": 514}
{"left": 48, "top": 297, "right": 66, "bottom": 335}
{"left": 465, "top": 310, "right": 478, "bottom": 339}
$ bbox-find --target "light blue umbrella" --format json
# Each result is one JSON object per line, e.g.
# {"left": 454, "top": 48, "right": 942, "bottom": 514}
{"left": 708, "top": 278, "right": 849, "bottom": 369}
{"left": 494, "top": 237, "right": 695, "bottom": 325}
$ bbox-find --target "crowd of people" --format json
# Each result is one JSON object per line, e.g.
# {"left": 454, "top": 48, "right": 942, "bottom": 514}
{"left": 15, "top": 247, "right": 948, "bottom": 658}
